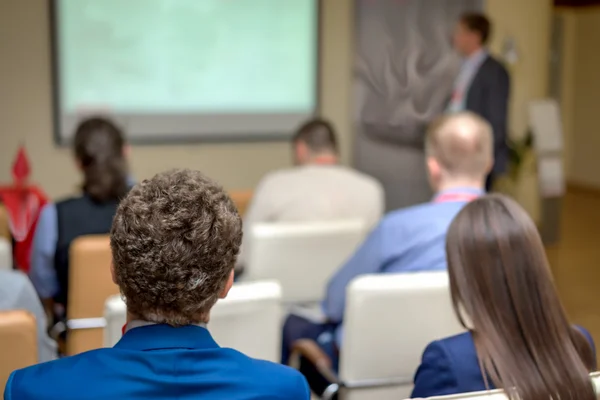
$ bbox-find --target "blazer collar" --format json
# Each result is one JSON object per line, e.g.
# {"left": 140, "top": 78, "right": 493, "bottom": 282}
{"left": 114, "top": 324, "right": 219, "bottom": 351}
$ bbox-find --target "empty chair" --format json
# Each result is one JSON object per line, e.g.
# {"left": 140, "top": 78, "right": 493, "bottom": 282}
{"left": 293, "top": 272, "right": 464, "bottom": 400}
{"left": 0, "top": 310, "right": 37, "bottom": 389}
{"left": 244, "top": 220, "right": 367, "bottom": 304}
{"left": 105, "top": 281, "right": 283, "bottom": 362}
{"left": 67, "top": 235, "right": 118, "bottom": 355}
{"left": 0, "top": 237, "right": 11, "bottom": 270}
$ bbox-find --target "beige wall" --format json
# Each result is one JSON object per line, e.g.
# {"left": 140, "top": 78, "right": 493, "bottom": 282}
{"left": 0, "top": 0, "right": 552, "bottom": 201}
{"left": 559, "top": 7, "right": 600, "bottom": 188}
{"left": 0, "top": 0, "right": 353, "bottom": 199}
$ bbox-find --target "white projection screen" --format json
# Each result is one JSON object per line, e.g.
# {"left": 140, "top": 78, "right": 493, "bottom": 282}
{"left": 50, "top": 0, "right": 320, "bottom": 144}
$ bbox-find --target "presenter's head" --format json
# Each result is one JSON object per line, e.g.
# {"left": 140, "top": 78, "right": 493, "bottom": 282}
{"left": 454, "top": 13, "right": 491, "bottom": 56}
{"left": 425, "top": 112, "right": 492, "bottom": 192}
{"left": 292, "top": 118, "right": 339, "bottom": 166}
{"left": 73, "top": 117, "right": 129, "bottom": 202}
{"left": 110, "top": 169, "right": 242, "bottom": 325}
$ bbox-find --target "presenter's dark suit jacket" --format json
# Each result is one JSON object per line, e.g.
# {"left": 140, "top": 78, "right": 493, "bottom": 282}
{"left": 465, "top": 55, "right": 510, "bottom": 176}
{"left": 411, "top": 328, "right": 595, "bottom": 398}
{"left": 4, "top": 324, "right": 311, "bottom": 400}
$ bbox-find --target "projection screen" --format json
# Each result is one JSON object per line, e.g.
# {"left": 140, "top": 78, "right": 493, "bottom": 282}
{"left": 50, "top": 0, "right": 320, "bottom": 143}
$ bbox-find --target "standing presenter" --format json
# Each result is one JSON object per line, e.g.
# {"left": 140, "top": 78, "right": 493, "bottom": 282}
{"left": 449, "top": 13, "right": 510, "bottom": 191}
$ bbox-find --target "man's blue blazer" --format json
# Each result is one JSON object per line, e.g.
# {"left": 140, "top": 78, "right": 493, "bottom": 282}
{"left": 411, "top": 328, "right": 596, "bottom": 398}
{"left": 4, "top": 324, "right": 310, "bottom": 400}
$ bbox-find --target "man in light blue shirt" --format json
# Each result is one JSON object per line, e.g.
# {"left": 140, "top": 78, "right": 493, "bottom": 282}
{"left": 282, "top": 112, "right": 493, "bottom": 396}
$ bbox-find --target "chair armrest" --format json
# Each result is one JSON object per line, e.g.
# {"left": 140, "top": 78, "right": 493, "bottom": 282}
{"left": 291, "top": 339, "right": 340, "bottom": 384}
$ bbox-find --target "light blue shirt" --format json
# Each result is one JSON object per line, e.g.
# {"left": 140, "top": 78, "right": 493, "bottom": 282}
{"left": 322, "top": 188, "right": 484, "bottom": 345}
{"left": 447, "top": 49, "right": 488, "bottom": 113}
{"left": 30, "top": 203, "right": 59, "bottom": 299}
{"left": 0, "top": 270, "right": 57, "bottom": 362}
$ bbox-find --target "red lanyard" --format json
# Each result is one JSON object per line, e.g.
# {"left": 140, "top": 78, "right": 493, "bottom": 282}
{"left": 434, "top": 192, "right": 481, "bottom": 204}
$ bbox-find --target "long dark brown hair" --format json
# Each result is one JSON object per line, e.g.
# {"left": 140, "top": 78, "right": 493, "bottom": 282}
{"left": 446, "top": 194, "right": 595, "bottom": 400}
{"left": 73, "top": 117, "right": 128, "bottom": 202}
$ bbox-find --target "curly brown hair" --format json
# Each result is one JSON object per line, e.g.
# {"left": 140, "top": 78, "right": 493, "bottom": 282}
{"left": 110, "top": 169, "right": 242, "bottom": 326}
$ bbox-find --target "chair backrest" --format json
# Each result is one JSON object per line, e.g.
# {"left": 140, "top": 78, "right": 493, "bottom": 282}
{"left": 0, "top": 310, "right": 37, "bottom": 389}
{"left": 0, "top": 237, "right": 12, "bottom": 270}
{"left": 425, "top": 372, "right": 600, "bottom": 400}
{"left": 245, "top": 220, "right": 367, "bottom": 304}
{"left": 340, "top": 272, "right": 464, "bottom": 400}
{"left": 67, "top": 235, "right": 118, "bottom": 355}
{"left": 0, "top": 205, "right": 10, "bottom": 241}
{"left": 104, "top": 281, "right": 283, "bottom": 363}
{"left": 228, "top": 190, "right": 253, "bottom": 217}
{"left": 209, "top": 280, "right": 282, "bottom": 362}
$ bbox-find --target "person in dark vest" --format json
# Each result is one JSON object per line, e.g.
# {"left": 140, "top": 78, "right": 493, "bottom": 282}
{"left": 30, "top": 117, "right": 131, "bottom": 335}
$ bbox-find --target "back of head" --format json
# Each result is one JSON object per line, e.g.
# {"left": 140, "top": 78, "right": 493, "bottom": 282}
{"left": 292, "top": 119, "right": 338, "bottom": 163}
{"left": 425, "top": 112, "right": 492, "bottom": 184}
{"left": 459, "top": 12, "right": 491, "bottom": 45}
{"left": 110, "top": 169, "right": 242, "bottom": 326}
{"left": 73, "top": 117, "right": 128, "bottom": 202}
{"left": 446, "top": 194, "right": 595, "bottom": 400}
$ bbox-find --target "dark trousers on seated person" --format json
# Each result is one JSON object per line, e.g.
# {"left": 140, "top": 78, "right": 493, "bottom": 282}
{"left": 282, "top": 314, "right": 340, "bottom": 396}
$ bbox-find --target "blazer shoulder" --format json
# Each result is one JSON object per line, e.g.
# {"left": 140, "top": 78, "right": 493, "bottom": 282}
{"left": 483, "top": 55, "right": 509, "bottom": 76}
{"left": 240, "top": 356, "right": 310, "bottom": 399}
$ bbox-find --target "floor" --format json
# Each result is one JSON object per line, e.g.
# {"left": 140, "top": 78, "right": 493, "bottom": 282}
{"left": 546, "top": 188, "right": 600, "bottom": 357}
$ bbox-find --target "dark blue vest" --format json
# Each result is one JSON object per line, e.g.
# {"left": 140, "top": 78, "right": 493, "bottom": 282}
{"left": 53, "top": 194, "right": 120, "bottom": 307}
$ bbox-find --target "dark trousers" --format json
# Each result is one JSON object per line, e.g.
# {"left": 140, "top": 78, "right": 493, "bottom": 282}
{"left": 282, "top": 314, "right": 339, "bottom": 396}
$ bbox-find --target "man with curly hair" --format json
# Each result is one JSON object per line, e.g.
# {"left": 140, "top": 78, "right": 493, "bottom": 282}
{"left": 5, "top": 169, "right": 310, "bottom": 400}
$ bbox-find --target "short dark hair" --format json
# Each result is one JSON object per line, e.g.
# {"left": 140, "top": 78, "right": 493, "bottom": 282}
{"left": 110, "top": 169, "right": 242, "bottom": 326}
{"left": 460, "top": 13, "right": 491, "bottom": 45}
{"left": 292, "top": 118, "right": 338, "bottom": 154}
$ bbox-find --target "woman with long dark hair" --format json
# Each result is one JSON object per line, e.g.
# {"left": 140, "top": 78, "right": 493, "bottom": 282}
{"left": 30, "top": 117, "right": 131, "bottom": 330}
{"left": 412, "top": 194, "right": 596, "bottom": 400}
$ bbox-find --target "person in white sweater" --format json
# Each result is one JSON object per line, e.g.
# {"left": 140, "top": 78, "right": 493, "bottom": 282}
{"left": 238, "top": 119, "right": 384, "bottom": 269}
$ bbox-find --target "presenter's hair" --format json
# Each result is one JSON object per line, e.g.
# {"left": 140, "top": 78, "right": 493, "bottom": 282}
{"left": 446, "top": 194, "right": 596, "bottom": 400}
{"left": 293, "top": 118, "right": 338, "bottom": 154}
{"left": 425, "top": 112, "right": 492, "bottom": 179}
{"left": 110, "top": 169, "right": 242, "bottom": 326}
{"left": 459, "top": 13, "right": 491, "bottom": 45}
{"left": 73, "top": 117, "right": 128, "bottom": 202}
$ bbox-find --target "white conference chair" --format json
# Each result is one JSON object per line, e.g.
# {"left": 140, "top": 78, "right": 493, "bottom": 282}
{"left": 244, "top": 220, "right": 367, "bottom": 305}
{"left": 293, "top": 272, "right": 464, "bottom": 400}
{"left": 104, "top": 280, "right": 283, "bottom": 363}
{"left": 425, "top": 372, "right": 600, "bottom": 400}
{"left": 0, "top": 237, "right": 12, "bottom": 270}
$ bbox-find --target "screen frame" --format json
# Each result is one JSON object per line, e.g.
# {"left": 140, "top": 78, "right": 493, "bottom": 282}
{"left": 48, "top": 0, "right": 322, "bottom": 146}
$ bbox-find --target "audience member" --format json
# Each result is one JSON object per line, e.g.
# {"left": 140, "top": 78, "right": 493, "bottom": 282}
{"left": 5, "top": 169, "right": 310, "bottom": 399}
{"left": 30, "top": 117, "right": 131, "bottom": 330}
{"left": 238, "top": 118, "right": 384, "bottom": 268}
{"left": 0, "top": 269, "right": 57, "bottom": 363}
{"left": 412, "top": 194, "right": 596, "bottom": 399}
{"left": 282, "top": 111, "right": 492, "bottom": 395}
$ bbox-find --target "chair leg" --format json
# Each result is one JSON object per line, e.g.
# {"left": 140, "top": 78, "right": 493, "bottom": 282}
{"left": 321, "top": 383, "right": 340, "bottom": 400}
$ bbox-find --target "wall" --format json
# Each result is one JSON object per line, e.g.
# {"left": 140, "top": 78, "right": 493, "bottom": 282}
{"left": 0, "top": 0, "right": 552, "bottom": 201}
{"left": 486, "top": 0, "right": 552, "bottom": 221}
{"left": 0, "top": 0, "right": 353, "bottom": 199}
{"left": 563, "top": 7, "right": 600, "bottom": 188}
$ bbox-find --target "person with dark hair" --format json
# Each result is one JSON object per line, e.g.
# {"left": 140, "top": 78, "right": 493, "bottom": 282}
{"left": 450, "top": 12, "right": 510, "bottom": 191}
{"left": 6, "top": 169, "right": 310, "bottom": 400}
{"left": 412, "top": 194, "right": 596, "bottom": 399}
{"left": 282, "top": 112, "right": 492, "bottom": 396}
{"left": 238, "top": 118, "right": 383, "bottom": 268}
{"left": 30, "top": 117, "right": 131, "bottom": 333}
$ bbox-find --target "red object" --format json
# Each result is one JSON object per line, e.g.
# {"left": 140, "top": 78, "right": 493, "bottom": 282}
{"left": 434, "top": 192, "right": 481, "bottom": 204}
{"left": 0, "top": 146, "right": 48, "bottom": 272}
{"left": 12, "top": 146, "right": 31, "bottom": 185}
